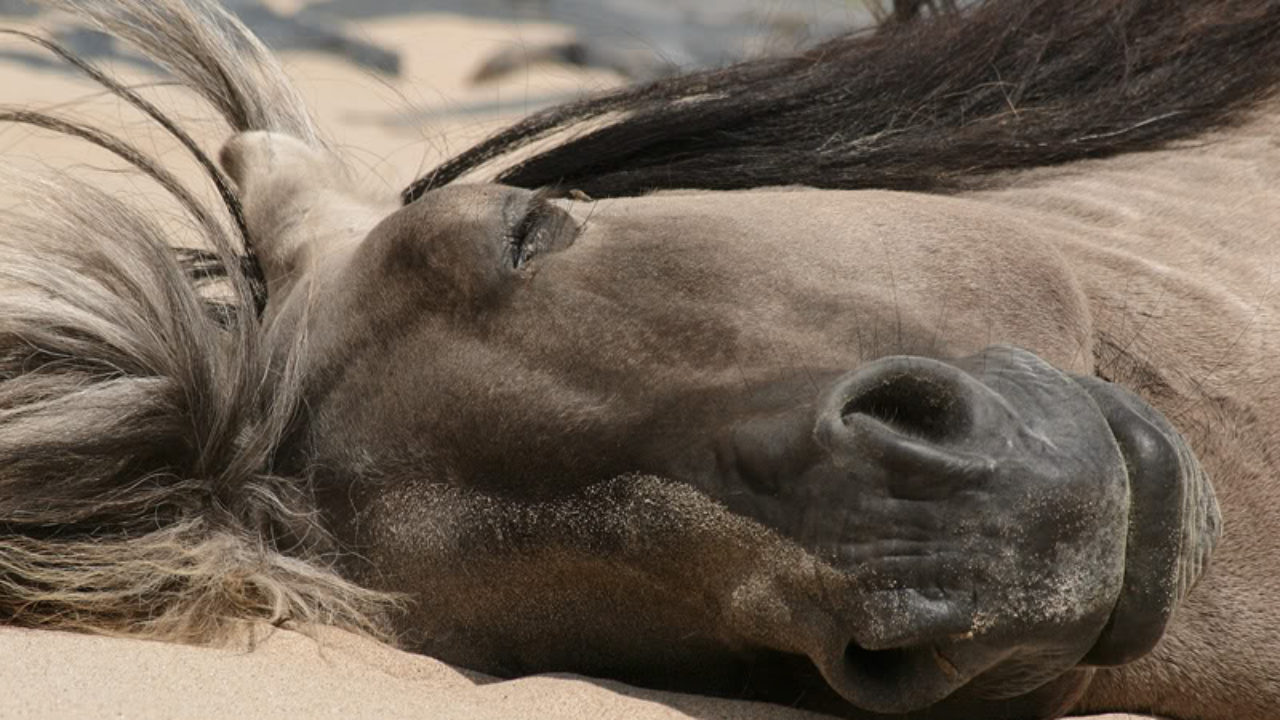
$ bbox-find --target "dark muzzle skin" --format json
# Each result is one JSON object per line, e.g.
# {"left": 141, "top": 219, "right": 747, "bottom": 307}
{"left": 713, "top": 346, "right": 1215, "bottom": 716}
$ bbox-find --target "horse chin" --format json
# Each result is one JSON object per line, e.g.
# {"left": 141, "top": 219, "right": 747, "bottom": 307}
{"left": 711, "top": 345, "right": 1219, "bottom": 715}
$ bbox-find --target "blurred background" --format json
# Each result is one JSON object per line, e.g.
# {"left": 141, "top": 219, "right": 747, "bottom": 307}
{"left": 0, "top": 1, "right": 890, "bottom": 209}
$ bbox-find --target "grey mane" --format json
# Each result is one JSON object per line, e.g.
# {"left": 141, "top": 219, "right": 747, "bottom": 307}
{"left": 0, "top": 0, "right": 391, "bottom": 644}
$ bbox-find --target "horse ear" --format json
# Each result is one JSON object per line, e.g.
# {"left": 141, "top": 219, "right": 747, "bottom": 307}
{"left": 1070, "top": 375, "right": 1222, "bottom": 666}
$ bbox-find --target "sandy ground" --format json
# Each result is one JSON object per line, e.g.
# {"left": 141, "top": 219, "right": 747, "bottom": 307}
{"left": 0, "top": 4, "right": 1156, "bottom": 719}
{"left": 0, "top": 624, "right": 1152, "bottom": 720}
{"left": 0, "top": 625, "right": 836, "bottom": 720}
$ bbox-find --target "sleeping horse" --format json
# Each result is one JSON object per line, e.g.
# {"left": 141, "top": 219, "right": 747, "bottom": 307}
{"left": 1, "top": 1, "right": 1277, "bottom": 718}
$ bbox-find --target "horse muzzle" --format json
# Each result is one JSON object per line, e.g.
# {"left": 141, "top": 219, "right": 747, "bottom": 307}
{"left": 724, "top": 345, "right": 1219, "bottom": 715}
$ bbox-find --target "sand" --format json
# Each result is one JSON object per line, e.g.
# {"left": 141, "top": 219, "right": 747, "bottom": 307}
{"left": 0, "top": 625, "right": 833, "bottom": 720}
{"left": 0, "top": 5, "right": 1156, "bottom": 719}
{"left": 0, "top": 624, "right": 1155, "bottom": 719}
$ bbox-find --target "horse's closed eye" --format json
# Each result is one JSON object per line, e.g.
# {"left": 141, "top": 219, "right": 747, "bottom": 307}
{"left": 505, "top": 196, "right": 579, "bottom": 269}
{"left": 507, "top": 205, "right": 541, "bottom": 269}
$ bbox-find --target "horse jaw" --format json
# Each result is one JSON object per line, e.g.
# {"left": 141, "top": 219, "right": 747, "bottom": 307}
{"left": 219, "top": 131, "right": 396, "bottom": 301}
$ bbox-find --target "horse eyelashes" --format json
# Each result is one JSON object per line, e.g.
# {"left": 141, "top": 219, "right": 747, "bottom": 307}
{"left": 503, "top": 210, "right": 528, "bottom": 269}
{"left": 508, "top": 205, "right": 542, "bottom": 269}
{"left": 505, "top": 195, "right": 579, "bottom": 270}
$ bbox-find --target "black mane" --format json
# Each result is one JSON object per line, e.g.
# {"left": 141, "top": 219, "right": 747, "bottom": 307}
{"left": 405, "top": 0, "right": 1280, "bottom": 201}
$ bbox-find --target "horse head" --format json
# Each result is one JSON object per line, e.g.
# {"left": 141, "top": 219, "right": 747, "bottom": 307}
{"left": 222, "top": 129, "right": 1219, "bottom": 716}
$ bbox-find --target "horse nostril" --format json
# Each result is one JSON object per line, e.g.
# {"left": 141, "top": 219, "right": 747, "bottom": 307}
{"left": 818, "top": 640, "right": 969, "bottom": 714}
{"left": 838, "top": 370, "right": 971, "bottom": 443}
{"left": 815, "top": 357, "right": 992, "bottom": 493}
{"left": 842, "top": 642, "right": 917, "bottom": 686}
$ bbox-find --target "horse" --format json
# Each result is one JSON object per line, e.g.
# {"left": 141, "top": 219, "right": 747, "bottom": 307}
{"left": 1, "top": 1, "right": 1278, "bottom": 718}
